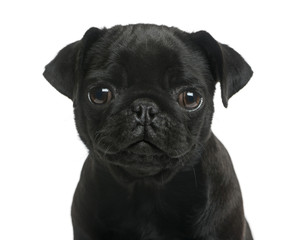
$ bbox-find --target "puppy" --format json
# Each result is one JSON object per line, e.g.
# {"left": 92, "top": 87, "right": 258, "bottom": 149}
{"left": 43, "top": 24, "right": 253, "bottom": 240}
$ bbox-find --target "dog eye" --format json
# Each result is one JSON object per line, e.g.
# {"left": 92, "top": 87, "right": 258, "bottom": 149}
{"left": 178, "top": 91, "right": 203, "bottom": 111}
{"left": 88, "top": 87, "right": 112, "bottom": 105}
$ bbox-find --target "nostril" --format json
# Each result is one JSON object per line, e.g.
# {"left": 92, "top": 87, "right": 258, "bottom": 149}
{"left": 148, "top": 107, "right": 157, "bottom": 118}
{"left": 132, "top": 105, "right": 146, "bottom": 124}
{"left": 134, "top": 105, "right": 142, "bottom": 118}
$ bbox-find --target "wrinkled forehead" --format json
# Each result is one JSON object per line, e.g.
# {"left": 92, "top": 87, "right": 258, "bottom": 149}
{"left": 85, "top": 26, "right": 207, "bottom": 89}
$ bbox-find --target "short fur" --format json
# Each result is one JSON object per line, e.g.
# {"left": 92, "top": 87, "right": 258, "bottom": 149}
{"left": 43, "top": 24, "right": 253, "bottom": 240}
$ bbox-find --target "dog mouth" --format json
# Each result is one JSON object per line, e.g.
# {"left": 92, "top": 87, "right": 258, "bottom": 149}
{"left": 95, "top": 140, "right": 181, "bottom": 184}
{"left": 125, "top": 140, "right": 164, "bottom": 156}
{"left": 108, "top": 163, "right": 179, "bottom": 184}
{"left": 94, "top": 139, "right": 191, "bottom": 184}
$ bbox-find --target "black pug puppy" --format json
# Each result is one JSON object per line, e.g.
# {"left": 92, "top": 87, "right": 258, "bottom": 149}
{"left": 43, "top": 24, "right": 253, "bottom": 240}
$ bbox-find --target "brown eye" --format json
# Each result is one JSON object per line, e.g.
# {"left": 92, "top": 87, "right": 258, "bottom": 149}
{"left": 88, "top": 87, "right": 112, "bottom": 104}
{"left": 178, "top": 91, "right": 203, "bottom": 111}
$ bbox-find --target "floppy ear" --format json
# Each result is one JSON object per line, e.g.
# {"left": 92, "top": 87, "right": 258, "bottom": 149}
{"left": 43, "top": 27, "right": 105, "bottom": 100}
{"left": 191, "top": 31, "right": 253, "bottom": 107}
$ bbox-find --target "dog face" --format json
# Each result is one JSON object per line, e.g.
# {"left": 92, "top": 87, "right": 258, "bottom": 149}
{"left": 44, "top": 24, "right": 252, "bottom": 185}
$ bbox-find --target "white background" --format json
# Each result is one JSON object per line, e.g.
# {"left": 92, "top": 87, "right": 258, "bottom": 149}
{"left": 0, "top": 0, "right": 297, "bottom": 239}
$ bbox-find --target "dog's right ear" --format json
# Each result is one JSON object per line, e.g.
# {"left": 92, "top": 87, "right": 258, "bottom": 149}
{"left": 43, "top": 27, "right": 106, "bottom": 100}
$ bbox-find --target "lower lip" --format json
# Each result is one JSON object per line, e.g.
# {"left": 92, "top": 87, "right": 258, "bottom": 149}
{"left": 110, "top": 164, "right": 174, "bottom": 183}
{"left": 120, "top": 165, "right": 161, "bottom": 177}
{"left": 126, "top": 141, "right": 163, "bottom": 155}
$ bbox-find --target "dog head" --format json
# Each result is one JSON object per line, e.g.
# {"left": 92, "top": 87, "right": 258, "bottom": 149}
{"left": 43, "top": 24, "right": 252, "bottom": 185}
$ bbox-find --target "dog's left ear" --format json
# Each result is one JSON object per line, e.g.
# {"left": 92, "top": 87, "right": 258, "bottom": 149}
{"left": 43, "top": 27, "right": 106, "bottom": 100}
{"left": 190, "top": 31, "right": 253, "bottom": 107}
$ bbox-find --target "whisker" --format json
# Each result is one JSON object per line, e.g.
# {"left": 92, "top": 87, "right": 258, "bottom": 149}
{"left": 192, "top": 166, "right": 198, "bottom": 189}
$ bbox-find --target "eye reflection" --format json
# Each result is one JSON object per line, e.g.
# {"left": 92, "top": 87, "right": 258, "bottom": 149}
{"left": 178, "top": 90, "right": 203, "bottom": 111}
{"left": 88, "top": 87, "right": 112, "bottom": 104}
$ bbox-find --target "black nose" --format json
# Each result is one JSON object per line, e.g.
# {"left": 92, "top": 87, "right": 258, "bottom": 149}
{"left": 132, "top": 99, "right": 159, "bottom": 125}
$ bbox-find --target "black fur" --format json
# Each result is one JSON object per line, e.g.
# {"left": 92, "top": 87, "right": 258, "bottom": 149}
{"left": 43, "top": 24, "right": 253, "bottom": 240}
